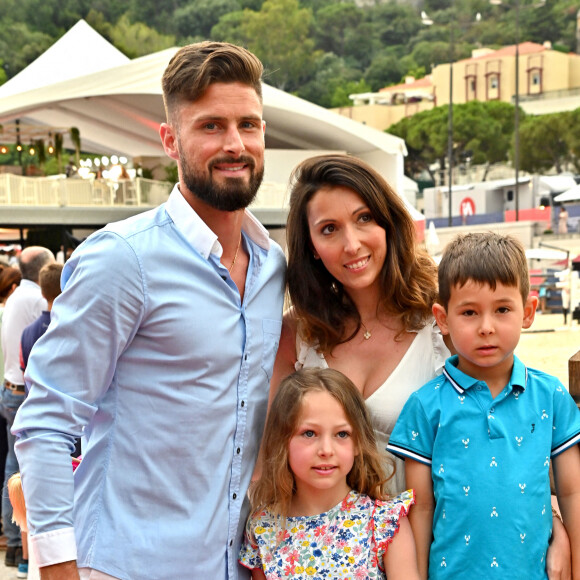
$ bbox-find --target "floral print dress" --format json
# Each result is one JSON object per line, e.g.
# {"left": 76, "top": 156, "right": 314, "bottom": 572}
{"left": 239, "top": 490, "right": 414, "bottom": 579}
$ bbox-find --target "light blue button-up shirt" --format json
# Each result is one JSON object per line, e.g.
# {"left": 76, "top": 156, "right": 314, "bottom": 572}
{"left": 13, "top": 187, "right": 286, "bottom": 580}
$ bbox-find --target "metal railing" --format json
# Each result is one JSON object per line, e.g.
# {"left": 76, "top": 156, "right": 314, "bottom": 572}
{"left": 0, "top": 174, "right": 172, "bottom": 207}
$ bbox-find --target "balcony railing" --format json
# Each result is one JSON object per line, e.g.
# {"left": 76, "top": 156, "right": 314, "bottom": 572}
{"left": 0, "top": 174, "right": 172, "bottom": 207}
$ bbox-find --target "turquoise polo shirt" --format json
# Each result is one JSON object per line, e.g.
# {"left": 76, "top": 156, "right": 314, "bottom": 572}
{"left": 388, "top": 355, "right": 580, "bottom": 579}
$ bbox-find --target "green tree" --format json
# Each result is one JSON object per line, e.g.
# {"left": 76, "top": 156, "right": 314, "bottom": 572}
{"left": 240, "top": 0, "right": 321, "bottom": 91}
{"left": 519, "top": 113, "right": 570, "bottom": 173}
{"left": 364, "top": 52, "right": 407, "bottom": 91}
{"left": 564, "top": 108, "right": 580, "bottom": 171}
{"left": 109, "top": 14, "right": 175, "bottom": 58}
{"left": 388, "top": 106, "right": 449, "bottom": 182}
{"left": 173, "top": 0, "right": 240, "bottom": 40}
{"left": 313, "top": 3, "right": 363, "bottom": 57}
{"left": 388, "top": 101, "right": 518, "bottom": 181}
{"left": 0, "top": 21, "right": 53, "bottom": 79}
{"left": 295, "top": 53, "right": 361, "bottom": 108}
{"left": 330, "top": 79, "right": 372, "bottom": 108}
{"left": 452, "top": 100, "right": 515, "bottom": 179}
{"left": 210, "top": 11, "right": 246, "bottom": 46}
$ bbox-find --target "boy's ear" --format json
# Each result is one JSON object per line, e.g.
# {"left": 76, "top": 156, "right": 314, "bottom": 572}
{"left": 432, "top": 303, "right": 449, "bottom": 335}
{"left": 522, "top": 295, "right": 538, "bottom": 329}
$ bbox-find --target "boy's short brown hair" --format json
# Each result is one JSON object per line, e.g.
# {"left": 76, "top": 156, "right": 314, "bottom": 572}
{"left": 161, "top": 41, "right": 263, "bottom": 124}
{"left": 437, "top": 232, "right": 530, "bottom": 309}
{"left": 39, "top": 263, "right": 63, "bottom": 303}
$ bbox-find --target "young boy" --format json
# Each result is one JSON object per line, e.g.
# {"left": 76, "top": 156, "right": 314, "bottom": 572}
{"left": 387, "top": 232, "right": 580, "bottom": 579}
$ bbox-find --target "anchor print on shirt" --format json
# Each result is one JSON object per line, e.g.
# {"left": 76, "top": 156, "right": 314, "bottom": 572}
{"left": 541, "top": 410, "right": 549, "bottom": 420}
{"left": 462, "top": 438, "right": 470, "bottom": 449}
{"left": 491, "top": 557, "right": 499, "bottom": 568}
{"left": 458, "top": 395, "right": 465, "bottom": 404}
{"left": 520, "top": 533, "right": 526, "bottom": 543}
{"left": 463, "top": 486, "right": 470, "bottom": 496}
{"left": 440, "top": 557, "right": 447, "bottom": 568}
{"left": 490, "top": 456, "right": 498, "bottom": 467}
{"left": 515, "top": 436, "right": 523, "bottom": 446}
{"left": 519, "top": 483, "right": 526, "bottom": 494}
{"left": 411, "top": 430, "right": 419, "bottom": 441}
{"left": 491, "top": 506, "right": 499, "bottom": 517}
{"left": 465, "top": 535, "right": 470, "bottom": 546}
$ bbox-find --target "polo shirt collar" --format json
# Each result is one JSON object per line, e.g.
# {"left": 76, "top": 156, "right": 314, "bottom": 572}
{"left": 165, "top": 185, "right": 271, "bottom": 261}
{"left": 443, "top": 354, "right": 528, "bottom": 395}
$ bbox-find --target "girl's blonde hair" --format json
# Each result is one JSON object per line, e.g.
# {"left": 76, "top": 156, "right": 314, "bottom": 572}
{"left": 7, "top": 473, "right": 27, "bottom": 532}
{"left": 249, "top": 368, "right": 393, "bottom": 527}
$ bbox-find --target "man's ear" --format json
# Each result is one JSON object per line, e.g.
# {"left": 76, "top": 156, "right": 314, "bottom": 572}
{"left": 159, "top": 123, "right": 179, "bottom": 161}
{"left": 432, "top": 303, "right": 449, "bottom": 335}
{"left": 522, "top": 295, "right": 538, "bottom": 330}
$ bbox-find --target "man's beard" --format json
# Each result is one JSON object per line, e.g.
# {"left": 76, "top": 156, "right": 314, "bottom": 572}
{"left": 180, "top": 151, "right": 264, "bottom": 212}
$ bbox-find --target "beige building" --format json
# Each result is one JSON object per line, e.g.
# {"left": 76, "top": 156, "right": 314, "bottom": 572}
{"left": 333, "top": 42, "right": 580, "bottom": 131}
{"left": 332, "top": 75, "right": 435, "bottom": 129}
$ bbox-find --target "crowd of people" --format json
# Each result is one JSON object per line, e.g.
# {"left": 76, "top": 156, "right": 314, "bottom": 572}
{"left": 0, "top": 41, "right": 576, "bottom": 580}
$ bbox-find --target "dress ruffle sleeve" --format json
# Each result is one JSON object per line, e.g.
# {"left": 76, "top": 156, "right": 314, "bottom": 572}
{"left": 295, "top": 334, "right": 326, "bottom": 371}
{"left": 238, "top": 516, "right": 264, "bottom": 572}
{"left": 373, "top": 490, "right": 415, "bottom": 568}
{"left": 430, "top": 319, "right": 449, "bottom": 375}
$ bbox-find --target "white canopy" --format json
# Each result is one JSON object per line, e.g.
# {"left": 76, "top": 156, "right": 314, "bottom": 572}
{"left": 554, "top": 184, "right": 580, "bottom": 203}
{"left": 0, "top": 20, "right": 129, "bottom": 98}
{"left": 0, "top": 22, "right": 419, "bottom": 222}
{"left": 0, "top": 23, "right": 406, "bottom": 166}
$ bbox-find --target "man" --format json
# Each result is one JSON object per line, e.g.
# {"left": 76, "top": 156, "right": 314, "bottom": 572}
{"left": 1, "top": 246, "right": 54, "bottom": 570}
{"left": 13, "top": 42, "right": 286, "bottom": 580}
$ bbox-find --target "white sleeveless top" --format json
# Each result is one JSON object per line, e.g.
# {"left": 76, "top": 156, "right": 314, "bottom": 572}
{"left": 295, "top": 320, "right": 450, "bottom": 494}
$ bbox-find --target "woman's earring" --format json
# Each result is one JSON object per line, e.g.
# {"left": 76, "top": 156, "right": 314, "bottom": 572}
{"left": 312, "top": 251, "right": 320, "bottom": 259}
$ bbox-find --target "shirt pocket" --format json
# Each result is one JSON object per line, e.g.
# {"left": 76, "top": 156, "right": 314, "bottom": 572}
{"left": 260, "top": 319, "right": 283, "bottom": 382}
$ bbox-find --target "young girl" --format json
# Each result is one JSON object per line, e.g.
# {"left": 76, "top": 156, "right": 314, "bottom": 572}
{"left": 240, "top": 368, "right": 420, "bottom": 580}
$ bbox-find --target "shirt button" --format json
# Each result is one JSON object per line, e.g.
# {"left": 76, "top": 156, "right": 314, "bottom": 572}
{"left": 490, "top": 407, "right": 495, "bottom": 413}
{"left": 476, "top": 385, "right": 482, "bottom": 391}
{"left": 233, "top": 493, "right": 237, "bottom": 500}
{"left": 237, "top": 448, "right": 241, "bottom": 454}
{"left": 241, "top": 401, "right": 245, "bottom": 407}
{"left": 244, "top": 354, "right": 247, "bottom": 361}
{"left": 229, "top": 540, "right": 233, "bottom": 547}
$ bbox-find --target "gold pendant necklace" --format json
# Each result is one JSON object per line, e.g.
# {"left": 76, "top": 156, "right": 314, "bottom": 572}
{"left": 228, "top": 236, "right": 242, "bottom": 273}
{"left": 361, "top": 321, "right": 371, "bottom": 340}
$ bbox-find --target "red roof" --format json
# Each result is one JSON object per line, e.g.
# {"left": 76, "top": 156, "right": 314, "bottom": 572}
{"left": 461, "top": 42, "right": 547, "bottom": 63}
{"left": 379, "top": 76, "right": 433, "bottom": 93}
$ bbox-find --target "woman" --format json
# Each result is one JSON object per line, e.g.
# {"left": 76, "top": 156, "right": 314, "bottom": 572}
{"left": 270, "top": 154, "right": 571, "bottom": 577}
{"left": 272, "top": 154, "right": 450, "bottom": 495}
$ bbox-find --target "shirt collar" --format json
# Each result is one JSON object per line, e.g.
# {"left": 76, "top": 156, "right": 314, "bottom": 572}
{"left": 443, "top": 354, "right": 528, "bottom": 395}
{"left": 165, "top": 185, "right": 271, "bottom": 260}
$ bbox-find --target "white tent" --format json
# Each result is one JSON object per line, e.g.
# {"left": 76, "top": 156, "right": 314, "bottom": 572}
{"left": 0, "top": 20, "right": 129, "bottom": 98}
{"left": 0, "top": 21, "right": 408, "bottom": 180}
{"left": 554, "top": 184, "right": 580, "bottom": 203}
{"left": 0, "top": 22, "right": 423, "bottom": 226}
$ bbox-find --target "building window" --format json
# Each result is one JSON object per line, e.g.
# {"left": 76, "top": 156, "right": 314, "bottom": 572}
{"left": 532, "top": 71, "right": 541, "bottom": 85}
{"left": 490, "top": 76, "right": 498, "bottom": 89}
